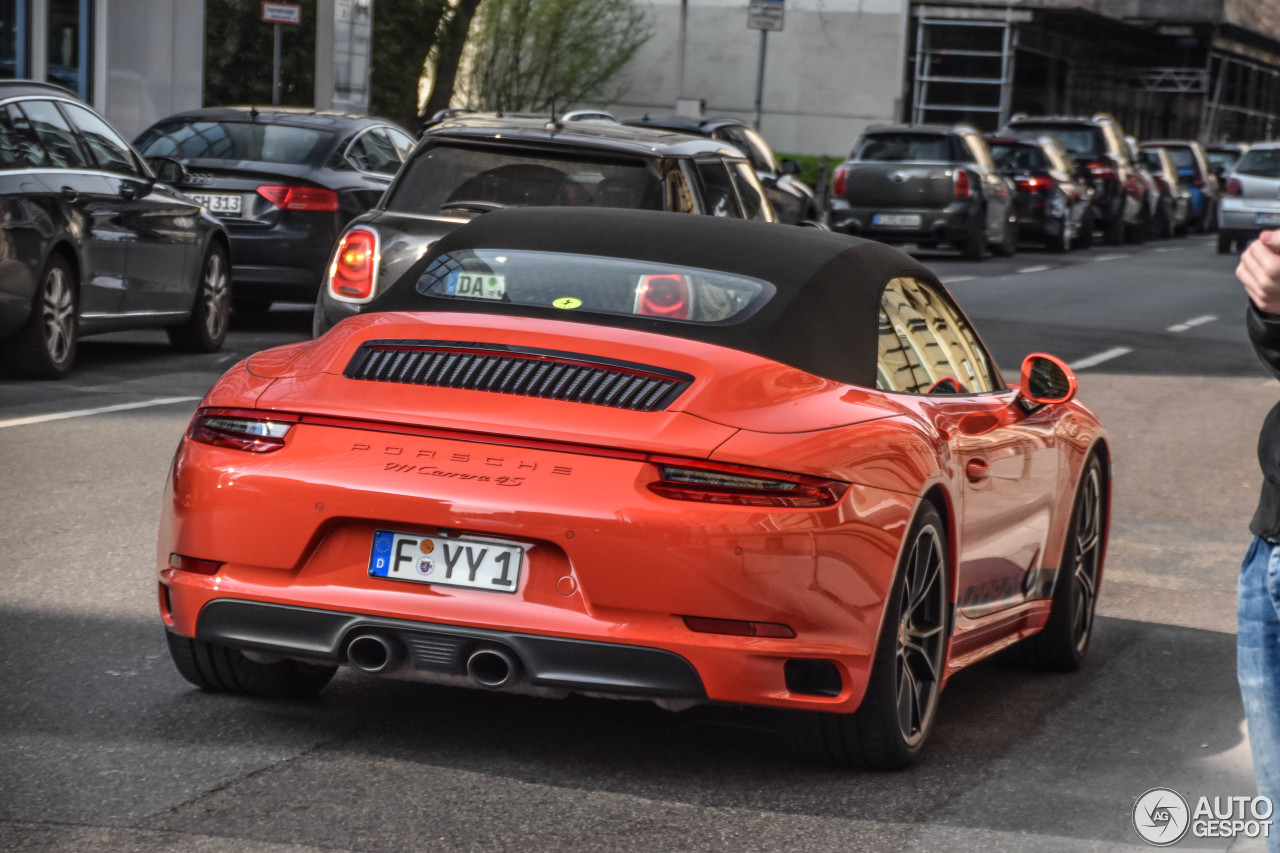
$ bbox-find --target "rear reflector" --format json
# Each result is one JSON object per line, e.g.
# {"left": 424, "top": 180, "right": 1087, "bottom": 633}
{"left": 327, "top": 227, "right": 380, "bottom": 303}
{"left": 169, "top": 553, "right": 222, "bottom": 575}
{"left": 648, "top": 456, "right": 847, "bottom": 508}
{"left": 187, "top": 408, "right": 299, "bottom": 453}
{"left": 683, "top": 616, "right": 796, "bottom": 638}
{"left": 257, "top": 184, "right": 340, "bottom": 211}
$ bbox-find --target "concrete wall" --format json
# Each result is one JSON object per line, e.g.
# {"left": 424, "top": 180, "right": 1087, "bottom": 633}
{"left": 95, "top": 0, "right": 203, "bottom": 139}
{"left": 605, "top": 0, "right": 909, "bottom": 157}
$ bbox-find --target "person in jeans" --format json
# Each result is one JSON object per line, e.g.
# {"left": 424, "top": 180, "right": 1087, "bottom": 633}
{"left": 1236, "top": 230, "right": 1280, "bottom": 849}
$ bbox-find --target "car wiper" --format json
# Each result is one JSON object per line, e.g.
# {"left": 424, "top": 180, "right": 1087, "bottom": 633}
{"left": 439, "top": 200, "right": 507, "bottom": 214}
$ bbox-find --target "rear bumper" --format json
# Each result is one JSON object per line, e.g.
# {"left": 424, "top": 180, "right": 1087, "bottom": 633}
{"left": 225, "top": 217, "right": 338, "bottom": 301}
{"left": 829, "top": 202, "right": 980, "bottom": 243}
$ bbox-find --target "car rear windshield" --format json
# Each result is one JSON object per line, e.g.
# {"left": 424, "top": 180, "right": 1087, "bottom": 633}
{"left": 989, "top": 142, "right": 1046, "bottom": 171}
{"left": 1007, "top": 124, "right": 1104, "bottom": 160}
{"left": 1236, "top": 150, "right": 1280, "bottom": 178}
{"left": 386, "top": 143, "right": 663, "bottom": 216}
{"left": 415, "top": 249, "right": 773, "bottom": 325}
{"left": 135, "top": 120, "right": 333, "bottom": 164}
{"left": 855, "top": 134, "right": 952, "bottom": 162}
{"left": 1160, "top": 146, "right": 1196, "bottom": 171}
{"left": 1206, "top": 149, "right": 1240, "bottom": 170}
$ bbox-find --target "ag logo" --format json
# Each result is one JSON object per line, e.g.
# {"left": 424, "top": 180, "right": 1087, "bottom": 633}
{"left": 1133, "top": 788, "right": 1190, "bottom": 846}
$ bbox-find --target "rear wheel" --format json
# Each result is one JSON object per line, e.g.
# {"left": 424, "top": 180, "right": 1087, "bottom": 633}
{"left": 4, "top": 254, "right": 77, "bottom": 379}
{"left": 993, "top": 217, "right": 1018, "bottom": 257}
{"left": 166, "top": 632, "right": 336, "bottom": 698}
{"left": 168, "top": 243, "right": 230, "bottom": 353}
{"left": 788, "top": 505, "right": 949, "bottom": 769}
{"left": 1020, "top": 455, "right": 1105, "bottom": 671}
{"left": 960, "top": 223, "right": 988, "bottom": 261}
{"left": 1075, "top": 209, "right": 1095, "bottom": 250}
{"left": 1103, "top": 213, "right": 1125, "bottom": 245}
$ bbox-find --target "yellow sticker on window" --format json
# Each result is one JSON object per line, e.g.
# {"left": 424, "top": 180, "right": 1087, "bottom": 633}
{"left": 552, "top": 297, "right": 582, "bottom": 310}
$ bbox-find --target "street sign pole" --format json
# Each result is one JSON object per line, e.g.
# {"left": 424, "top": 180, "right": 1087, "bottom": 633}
{"left": 746, "top": 0, "right": 783, "bottom": 131}
{"left": 272, "top": 22, "right": 282, "bottom": 106}
{"left": 753, "top": 29, "right": 767, "bottom": 130}
{"left": 261, "top": 2, "right": 302, "bottom": 107}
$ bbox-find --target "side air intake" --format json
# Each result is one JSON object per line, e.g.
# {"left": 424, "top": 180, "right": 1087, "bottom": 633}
{"left": 344, "top": 340, "right": 693, "bottom": 412}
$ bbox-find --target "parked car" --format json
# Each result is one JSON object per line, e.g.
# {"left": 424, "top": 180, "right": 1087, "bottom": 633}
{"left": 133, "top": 107, "right": 416, "bottom": 313}
{"left": 1141, "top": 139, "right": 1219, "bottom": 233}
{"left": 0, "top": 81, "right": 230, "bottom": 378}
{"left": 828, "top": 124, "right": 1017, "bottom": 259}
{"left": 312, "top": 115, "right": 777, "bottom": 335}
{"left": 1136, "top": 146, "right": 1191, "bottom": 238}
{"left": 1205, "top": 143, "right": 1247, "bottom": 180}
{"left": 623, "top": 115, "right": 818, "bottom": 224}
{"left": 986, "top": 134, "right": 1093, "bottom": 251}
{"left": 1218, "top": 142, "right": 1280, "bottom": 254}
{"left": 157, "top": 206, "right": 1110, "bottom": 770}
{"left": 1003, "top": 114, "right": 1149, "bottom": 245}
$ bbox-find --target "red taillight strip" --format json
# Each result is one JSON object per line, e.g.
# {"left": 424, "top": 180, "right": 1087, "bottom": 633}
{"left": 187, "top": 408, "right": 300, "bottom": 453}
{"left": 648, "top": 454, "right": 848, "bottom": 508}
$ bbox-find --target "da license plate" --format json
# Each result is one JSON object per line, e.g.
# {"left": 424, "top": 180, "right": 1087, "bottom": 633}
{"left": 448, "top": 272, "right": 506, "bottom": 299}
{"left": 188, "top": 192, "right": 242, "bottom": 215}
{"left": 369, "top": 530, "right": 521, "bottom": 592}
{"left": 873, "top": 213, "right": 922, "bottom": 228}
{"left": 1256, "top": 213, "right": 1280, "bottom": 226}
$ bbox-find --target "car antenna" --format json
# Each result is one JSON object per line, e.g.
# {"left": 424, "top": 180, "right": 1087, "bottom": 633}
{"left": 546, "top": 96, "right": 564, "bottom": 131}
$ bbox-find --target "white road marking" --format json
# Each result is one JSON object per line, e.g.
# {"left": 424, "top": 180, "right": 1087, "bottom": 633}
{"left": 1069, "top": 347, "right": 1133, "bottom": 370}
{"left": 1154, "top": 247, "right": 1185, "bottom": 253}
{"left": 1017, "top": 265, "right": 1052, "bottom": 274}
{"left": 1092, "top": 254, "right": 1128, "bottom": 262}
{"left": 943, "top": 276, "right": 975, "bottom": 284}
{"left": 0, "top": 396, "right": 201, "bottom": 429}
{"left": 1167, "top": 314, "right": 1218, "bottom": 333}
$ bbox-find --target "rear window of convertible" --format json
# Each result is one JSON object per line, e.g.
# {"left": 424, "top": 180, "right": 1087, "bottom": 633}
{"left": 415, "top": 250, "right": 774, "bottom": 324}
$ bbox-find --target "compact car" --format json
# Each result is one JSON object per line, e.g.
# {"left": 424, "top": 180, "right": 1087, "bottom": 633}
{"left": 0, "top": 81, "right": 229, "bottom": 378}
{"left": 158, "top": 207, "right": 1111, "bottom": 770}
{"left": 1141, "top": 139, "right": 1219, "bottom": 233}
{"left": 312, "top": 115, "right": 776, "bottom": 335}
{"left": 986, "top": 134, "right": 1093, "bottom": 251}
{"left": 1218, "top": 142, "right": 1280, "bottom": 253}
{"left": 133, "top": 107, "right": 415, "bottom": 312}
{"left": 1136, "top": 146, "right": 1191, "bottom": 237}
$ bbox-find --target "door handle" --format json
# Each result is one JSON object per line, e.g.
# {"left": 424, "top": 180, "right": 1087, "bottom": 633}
{"left": 965, "top": 458, "right": 991, "bottom": 484}
{"left": 60, "top": 186, "right": 79, "bottom": 202}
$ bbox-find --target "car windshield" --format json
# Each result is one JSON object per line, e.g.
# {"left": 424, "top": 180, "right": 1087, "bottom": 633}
{"left": 1236, "top": 150, "right": 1280, "bottom": 178}
{"left": 855, "top": 134, "right": 951, "bottom": 161}
{"left": 989, "top": 143, "right": 1046, "bottom": 171}
{"left": 386, "top": 143, "right": 663, "bottom": 216}
{"left": 1008, "top": 125, "right": 1103, "bottom": 160}
{"left": 136, "top": 120, "right": 332, "bottom": 164}
{"left": 414, "top": 249, "right": 773, "bottom": 324}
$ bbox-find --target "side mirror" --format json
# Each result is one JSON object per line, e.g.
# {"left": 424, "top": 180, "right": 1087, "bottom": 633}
{"left": 779, "top": 158, "right": 802, "bottom": 176}
{"left": 1019, "top": 353, "right": 1077, "bottom": 406}
{"left": 148, "top": 156, "right": 187, "bottom": 185}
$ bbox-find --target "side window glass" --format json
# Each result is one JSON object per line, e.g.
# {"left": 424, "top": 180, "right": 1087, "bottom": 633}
{"left": 729, "top": 162, "right": 769, "bottom": 221}
{"left": 0, "top": 104, "right": 50, "bottom": 168}
{"left": 60, "top": 103, "right": 139, "bottom": 175}
{"left": 16, "top": 100, "right": 86, "bottom": 168}
{"left": 386, "top": 128, "right": 415, "bottom": 160}
{"left": 347, "top": 128, "right": 401, "bottom": 175}
{"left": 953, "top": 136, "right": 976, "bottom": 164}
{"left": 666, "top": 167, "right": 697, "bottom": 214}
{"left": 876, "top": 277, "right": 999, "bottom": 394}
{"left": 694, "top": 161, "right": 741, "bottom": 218}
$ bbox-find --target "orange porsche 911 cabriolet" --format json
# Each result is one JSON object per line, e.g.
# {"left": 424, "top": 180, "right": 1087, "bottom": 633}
{"left": 157, "top": 207, "right": 1110, "bottom": 769}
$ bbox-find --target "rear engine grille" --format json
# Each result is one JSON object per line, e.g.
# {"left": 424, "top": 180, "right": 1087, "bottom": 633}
{"left": 345, "top": 340, "right": 693, "bottom": 412}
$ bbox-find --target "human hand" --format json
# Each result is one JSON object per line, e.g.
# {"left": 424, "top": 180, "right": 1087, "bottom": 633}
{"left": 1238, "top": 230, "right": 1280, "bottom": 315}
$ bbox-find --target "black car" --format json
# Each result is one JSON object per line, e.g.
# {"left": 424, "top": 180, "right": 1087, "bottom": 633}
{"left": 1002, "top": 113, "right": 1149, "bottom": 245}
{"left": 312, "top": 115, "right": 777, "bottom": 335}
{"left": 986, "top": 134, "right": 1093, "bottom": 251}
{"left": 1135, "top": 145, "right": 1191, "bottom": 238}
{"left": 133, "top": 107, "right": 416, "bottom": 312}
{"left": 0, "top": 81, "right": 230, "bottom": 378}
{"left": 624, "top": 115, "right": 817, "bottom": 224}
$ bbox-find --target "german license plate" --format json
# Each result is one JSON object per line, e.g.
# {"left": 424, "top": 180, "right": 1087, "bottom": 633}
{"left": 188, "top": 192, "right": 242, "bottom": 215}
{"left": 369, "top": 530, "right": 521, "bottom": 592}
{"left": 1257, "top": 213, "right": 1280, "bottom": 226}
{"left": 448, "top": 272, "right": 506, "bottom": 299}
{"left": 873, "top": 213, "right": 922, "bottom": 228}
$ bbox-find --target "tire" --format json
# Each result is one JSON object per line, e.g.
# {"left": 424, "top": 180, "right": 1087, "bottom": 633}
{"left": 1218, "top": 232, "right": 1236, "bottom": 255}
{"left": 1156, "top": 198, "right": 1174, "bottom": 239}
{"left": 1125, "top": 207, "right": 1148, "bottom": 244}
{"left": 3, "top": 254, "right": 77, "bottom": 379}
{"left": 787, "top": 505, "right": 949, "bottom": 770}
{"left": 992, "top": 216, "right": 1018, "bottom": 257}
{"left": 959, "top": 222, "right": 988, "bottom": 261}
{"left": 165, "top": 632, "right": 337, "bottom": 698}
{"left": 1103, "top": 213, "right": 1125, "bottom": 246}
{"left": 1075, "top": 209, "right": 1094, "bottom": 251}
{"left": 168, "top": 242, "right": 230, "bottom": 353}
{"left": 1020, "top": 455, "right": 1105, "bottom": 671}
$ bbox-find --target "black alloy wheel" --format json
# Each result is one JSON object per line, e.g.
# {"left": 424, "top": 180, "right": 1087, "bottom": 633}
{"left": 168, "top": 243, "right": 230, "bottom": 353}
{"left": 3, "top": 254, "right": 77, "bottom": 379}
{"left": 1021, "top": 455, "right": 1105, "bottom": 670}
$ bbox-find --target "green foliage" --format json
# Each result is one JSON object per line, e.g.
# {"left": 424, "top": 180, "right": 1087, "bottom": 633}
{"left": 462, "top": 0, "right": 652, "bottom": 113}
{"left": 369, "top": 0, "right": 451, "bottom": 129}
{"left": 777, "top": 152, "right": 837, "bottom": 189}
{"left": 204, "top": 0, "right": 317, "bottom": 107}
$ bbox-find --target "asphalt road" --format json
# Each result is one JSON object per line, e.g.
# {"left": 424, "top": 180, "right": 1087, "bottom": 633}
{"left": 0, "top": 235, "right": 1273, "bottom": 852}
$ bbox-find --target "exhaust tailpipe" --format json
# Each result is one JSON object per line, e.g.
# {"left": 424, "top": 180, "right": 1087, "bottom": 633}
{"left": 466, "top": 646, "right": 520, "bottom": 688}
{"left": 347, "top": 634, "right": 402, "bottom": 674}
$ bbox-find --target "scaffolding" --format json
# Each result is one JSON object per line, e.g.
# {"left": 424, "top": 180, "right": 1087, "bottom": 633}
{"left": 911, "top": 16, "right": 1016, "bottom": 128}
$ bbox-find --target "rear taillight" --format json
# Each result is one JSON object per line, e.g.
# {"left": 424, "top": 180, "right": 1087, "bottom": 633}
{"left": 1192, "top": 176, "right": 1205, "bottom": 188}
{"left": 169, "top": 553, "right": 223, "bottom": 575}
{"left": 187, "top": 408, "right": 299, "bottom": 453}
{"left": 1015, "top": 175, "right": 1056, "bottom": 193}
{"left": 683, "top": 616, "right": 796, "bottom": 639}
{"left": 832, "top": 166, "right": 847, "bottom": 197}
{"left": 327, "top": 227, "right": 380, "bottom": 303}
{"left": 1087, "top": 161, "right": 1117, "bottom": 181}
{"left": 635, "top": 274, "right": 690, "bottom": 319}
{"left": 256, "top": 184, "right": 340, "bottom": 211}
{"left": 647, "top": 456, "right": 847, "bottom": 508}
{"left": 954, "top": 169, "right": 972, "bottom": 199}
{"left": 1226, "top": 177, "right": 1242, "bottom": 196}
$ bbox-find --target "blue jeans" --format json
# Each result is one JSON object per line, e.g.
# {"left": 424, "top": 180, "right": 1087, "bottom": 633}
{"left": 1240, "top": 535, "right": 1280, "bottom": 851}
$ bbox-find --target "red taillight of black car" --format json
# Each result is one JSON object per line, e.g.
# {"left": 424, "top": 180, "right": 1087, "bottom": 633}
{"left": 647, "top": 456, "right": 848, "bottom": 508}
{"left": 187, "top": 408, "right": 299, "bottom": 453}
{"left": 954, "top": 169, "right": 972, "bottom": 199}
{"left": 327, "top": 227, "right": 380, "bottom": 303}
{"left": 832, "top": 166, "right": 847, "bottom": 198}
{"left": 1015, "top": 175, "right": 1056, "bottom": 193}
{"left": 256, "top": 184, "right": 340, "bottom": 211}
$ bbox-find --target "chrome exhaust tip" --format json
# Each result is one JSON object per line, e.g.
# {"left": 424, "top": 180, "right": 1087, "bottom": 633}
{"left": 466, "top": 646, "right": 520, "bottom": 688}
{"left": 347, "top": 633, "right": 402, "bottom": 674}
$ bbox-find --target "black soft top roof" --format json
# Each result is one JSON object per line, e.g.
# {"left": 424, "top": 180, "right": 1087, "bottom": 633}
{"left": 370, "top": 208, "right": 938, "bottom": 387}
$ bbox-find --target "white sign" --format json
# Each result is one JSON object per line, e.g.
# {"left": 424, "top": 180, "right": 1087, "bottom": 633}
{"left": 747, "top": 0, "right": 784, "bottom": 32}
{"left": 262, "top": 2, "right": 302, "bottom": 25}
